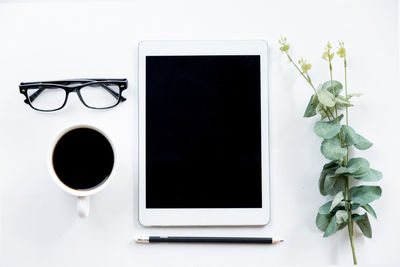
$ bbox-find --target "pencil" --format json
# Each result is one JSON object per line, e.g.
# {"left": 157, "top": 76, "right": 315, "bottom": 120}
{"left": 135, "top": 236, "right": 283, "bottom": 244}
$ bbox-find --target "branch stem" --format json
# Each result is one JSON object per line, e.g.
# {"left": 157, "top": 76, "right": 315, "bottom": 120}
{"left": 286, "top": 53, "right": 316, "bottom": 92}
{"left": 343, "top": 54, "right": 357, "bottom": 265}
{"left": 328, "top": 51, "right": 336, "bottom": 120}
{"left": 345, "top": 178, "right": 357, "bottom": 265}
{"left": 344, "top": 57, "right": 349, "bottom": 126}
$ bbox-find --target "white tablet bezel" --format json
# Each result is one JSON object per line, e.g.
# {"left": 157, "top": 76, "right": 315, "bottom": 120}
{"left": 138, "top": 40, "right": 270, "bottom": 226}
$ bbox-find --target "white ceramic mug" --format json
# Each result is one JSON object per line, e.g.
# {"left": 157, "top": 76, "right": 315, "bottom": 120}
{"left": 48, "top": 124, "right": 115, "bottom": 218}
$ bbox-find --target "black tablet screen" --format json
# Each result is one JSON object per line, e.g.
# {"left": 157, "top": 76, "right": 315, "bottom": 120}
{"left": 146, "top": 55, "right": 262, "bottom": 208}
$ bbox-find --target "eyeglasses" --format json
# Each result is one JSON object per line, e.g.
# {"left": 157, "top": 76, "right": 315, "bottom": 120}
{"left": 19, "top": 78, "right": 128, "bottom": 112}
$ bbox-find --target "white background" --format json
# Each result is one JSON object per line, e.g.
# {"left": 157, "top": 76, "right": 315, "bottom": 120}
{"left": 0, "top": 0, "right": 398, "bottom": 266}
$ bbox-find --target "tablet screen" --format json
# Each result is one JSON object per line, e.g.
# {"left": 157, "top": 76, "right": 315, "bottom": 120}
{"left": 146, "top": 55, "right": 262, "bottom": 209}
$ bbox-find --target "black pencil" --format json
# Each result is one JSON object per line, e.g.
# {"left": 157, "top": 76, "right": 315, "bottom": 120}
{"left": 135, "top": 236, "right": 283, "bottom": 244}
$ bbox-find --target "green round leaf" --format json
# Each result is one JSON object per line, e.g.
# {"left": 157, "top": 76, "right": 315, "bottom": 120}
{"left": 362, "top": 204, "right": 377, "bottom": 219}
{"left": 321, "top": 80, "right": 343, "bottom": 96}
{"left": 323, "top": 216, "right": 337, "bottom": 238}
{"left": 323, "top": 161, "right": 340, "bottom": 169}
{"left": 340, "top": 125, "right": 359, "bottom": 147}
{"left": 324, "top": 174, "right": 345, "bottom": 196}
{"left": 317, "top": 88, "right": 336, "bottom": 107}
{"left": 341, "top": 126, "right": 373, "bottom": 150}
{"left": 319, "top": 161, "right": 339, "bottom": 196}
{"left": 321, "top": 137, "right": 347, "bottom": 161}
{"left": 335, "top": 167, "right": 350, "bottom": 175}
{"left": 336, "top": 157, "right": 370, "bottom": 175}
{"left": 350, "top": 186, "right": 382, "bottom": 205}
{"left": 353, "top": 168, "right": 382, "bottom": 182}
{"left": 354, "top": 134, "right": 373, "bottom": 150}
{"left": 304, "top": 94, "right": 319, "bottom": 118}
{"left": 351, "top": 203, "right": 377, "bottom": 219}
{"left": 330, "top": 191, "right": 344, "bottom": 212}
{"left": 316, "top": 212, "right": 332, "bottom": 232}
{"left": 352, "top": 213, "right": 366, "bottom": 221}
{"left": 314, "top": 114, "right": 343, "bottom": 139}
{"left": 349, "top": 158, "right": 370, "bottom": 175}
{"left": 318, "top": 201, "right": 333, "bottom": 214}
{"left": 353, "top": 213, "right": 372, "bottom": 238}
{"left": 318, "top": 174, "right": 327, "bottom": 196}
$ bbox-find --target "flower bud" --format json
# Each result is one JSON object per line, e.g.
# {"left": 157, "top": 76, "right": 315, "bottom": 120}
{"left": 301, "top": 63, "right": 312, "bottom": 72}
{"left": 279, "top": 44, "right": 290, "bottom": 52}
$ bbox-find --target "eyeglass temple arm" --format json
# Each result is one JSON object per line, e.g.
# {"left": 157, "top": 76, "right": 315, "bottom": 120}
{"left": 24, "top": 88, "right": 44, "bottom": 104}
{"left": 24, "top": 84, "right": 126, "bottom": 104}
{"left": 99, "top": 84, "right": 126, "bottom": 102}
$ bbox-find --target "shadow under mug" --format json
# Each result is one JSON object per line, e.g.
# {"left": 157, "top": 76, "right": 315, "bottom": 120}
{"left": 48, "top": 125, "right": 115, "bottom": 218}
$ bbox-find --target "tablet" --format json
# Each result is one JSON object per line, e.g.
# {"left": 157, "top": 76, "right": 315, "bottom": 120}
{"left": 138, "top": 40, "right": 270, "bottom": 226}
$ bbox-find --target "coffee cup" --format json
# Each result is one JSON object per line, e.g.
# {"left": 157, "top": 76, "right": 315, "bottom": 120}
{"left": 48, "top": 125, "right": 115, "bottom": 218}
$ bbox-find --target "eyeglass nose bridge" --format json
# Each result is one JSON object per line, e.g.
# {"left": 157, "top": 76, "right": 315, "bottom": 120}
{"left": 70, "top": 87, "right": 87, "bottom": 107}
{"left": 52, "top": 87, "right": 80, "bottom": 110}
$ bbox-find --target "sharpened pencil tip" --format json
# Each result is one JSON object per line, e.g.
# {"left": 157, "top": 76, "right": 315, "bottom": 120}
{"left": 280, "top": 240, "right": 284, "bottom": 242}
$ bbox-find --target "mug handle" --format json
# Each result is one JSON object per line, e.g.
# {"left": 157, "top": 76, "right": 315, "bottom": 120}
{"left": 77, "top": 196, "right": 90, "bottom": 218}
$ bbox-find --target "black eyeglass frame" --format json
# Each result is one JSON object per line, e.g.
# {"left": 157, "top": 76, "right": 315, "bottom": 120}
{"left": 19, "top": 78, "right": 128, "bottom": 112}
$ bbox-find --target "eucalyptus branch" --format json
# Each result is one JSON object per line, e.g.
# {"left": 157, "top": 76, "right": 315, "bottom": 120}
{"left": 279, "top": 37, "right": 383, "bottom": 265}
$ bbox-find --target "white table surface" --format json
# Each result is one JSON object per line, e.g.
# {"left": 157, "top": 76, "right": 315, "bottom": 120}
{"left": 0, "top": 0, "right": 399, "bottom": 266}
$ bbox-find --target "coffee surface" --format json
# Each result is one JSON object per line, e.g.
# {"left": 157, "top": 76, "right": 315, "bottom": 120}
{"left": 52, "top": 128, "right": 114, "bottom": 190}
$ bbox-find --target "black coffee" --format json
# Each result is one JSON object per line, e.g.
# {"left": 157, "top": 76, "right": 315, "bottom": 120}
{"left": 52, "top": 127, "right": 114, "bottom": 190}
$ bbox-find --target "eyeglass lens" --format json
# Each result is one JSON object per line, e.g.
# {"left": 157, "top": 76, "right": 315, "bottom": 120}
{"left": 26, "top": 86, "right": 67, "bottom": 111}
{"left": 79, "top": 83, "right": 121, "bottom": 108}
